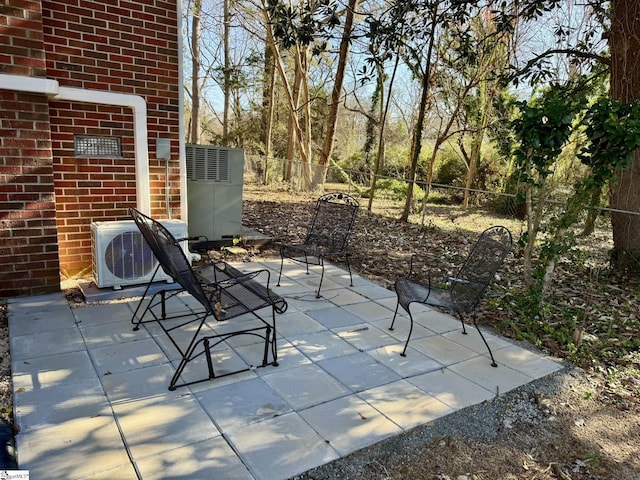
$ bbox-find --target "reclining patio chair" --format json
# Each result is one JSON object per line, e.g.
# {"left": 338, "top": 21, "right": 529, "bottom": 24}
{"left": 390, "top": 226, "right": 512, "bottom": 367}
{"left": 129, "top": 208, "right": 288, "bottom": 390}
{"left": 277, "top": 192, "right": 359, "bottom": 298}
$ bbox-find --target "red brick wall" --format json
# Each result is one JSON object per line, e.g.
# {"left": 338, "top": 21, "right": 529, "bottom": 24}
{"left": 0, "top": 91, "right": 60, "bottom": 296}
{"left": 0, "top": 0, "right": 181, "bottom": 295}
{"left": 0, "top": 1, "right": 61, "bottom": 296}
{"left": 43, "top": 0, "right": 181, "bottom": 275}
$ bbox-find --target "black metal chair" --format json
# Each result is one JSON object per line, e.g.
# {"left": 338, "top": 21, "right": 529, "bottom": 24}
{"left": 129, "top": 208, "right": 287, "bottom": 390}
{"left": 390, "top": 226, "right": 512, "bottom": 366}
{"left": 277, "top": 192, "right": 359, "bottom": 298}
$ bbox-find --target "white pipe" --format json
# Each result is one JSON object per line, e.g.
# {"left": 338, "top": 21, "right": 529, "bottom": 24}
{"left": 56, "top": 86, "right": 150, "bottom": 214}
{"left": 0, "top": 75, "right": 59, "bottom": 96}
{"left": 0, "top": 74, "right": 152, "bottom": 215}
{"left": 177, "top": 0, "right": 188, "bottom": 223}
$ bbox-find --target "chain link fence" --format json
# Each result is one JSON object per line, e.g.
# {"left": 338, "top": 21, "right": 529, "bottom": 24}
{"left": 245, "top": 154, "right": 640, "bottom": 271}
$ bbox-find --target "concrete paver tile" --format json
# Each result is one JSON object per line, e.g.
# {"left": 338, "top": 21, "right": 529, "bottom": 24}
{"left": 195, "top": 377, "right": 291, "bottom": 431}
{"left": 13, "top": 350, "right": 97, "bottom": 391}
{"left": 225, "top": 412, "right": 339, "bottom": 480}
{"left": 359, "top": 379, "right": 453, "bottom": 430}
{"left": 16, "top": 415, "right": 132, "bottom": 479}
{"left": 409, "top": 368, "right": 495, "bottom": 409}
{"left": 300, "top": 395, "right": 403, "bottom": 456}
{"left": 113, "top": 393, "right": 221, "bottom": 460}
{"left": 262, "top": 364, "right": 350, "bottom": 410}
{"left": 135, "top": 436, "right": 254, "bottom": 480}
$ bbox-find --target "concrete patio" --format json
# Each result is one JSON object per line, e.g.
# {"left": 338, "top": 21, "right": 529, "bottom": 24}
{"left": 7, "top": 259, "right": 563, "bottom": 479}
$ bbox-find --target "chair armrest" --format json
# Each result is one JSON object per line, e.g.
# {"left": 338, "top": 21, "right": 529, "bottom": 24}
{"left": 205, "top": 265, "right": 287, "bottom": 314}
{"left": 211, "top": 263, "right": 264, "bottom": 288}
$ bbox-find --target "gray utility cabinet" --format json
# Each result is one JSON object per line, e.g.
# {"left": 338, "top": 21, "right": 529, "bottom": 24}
{"left": 186, "top": 144, "right": 244, "bottom": 240}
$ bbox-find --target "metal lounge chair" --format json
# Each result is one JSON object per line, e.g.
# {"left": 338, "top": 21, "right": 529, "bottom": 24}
{"left": 129, "top": 208, "right": 287, "bottom": 390}
{"left": 277, "top": 192, "right": 359, "bottom": 298}
{"left": 390, "top": 226, "right": 512, "bottom": 366}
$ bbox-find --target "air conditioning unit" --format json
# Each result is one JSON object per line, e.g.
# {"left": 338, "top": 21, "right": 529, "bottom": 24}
{"left": 186, "top": 144, "right": 244, "bottom": 241}
{"left": 91, "top": 219, "right": 188, "bottom": 290}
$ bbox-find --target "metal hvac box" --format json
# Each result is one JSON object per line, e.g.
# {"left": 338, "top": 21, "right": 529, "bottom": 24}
{"left": 186, "top": 144, "right": 244, "bottom": 241}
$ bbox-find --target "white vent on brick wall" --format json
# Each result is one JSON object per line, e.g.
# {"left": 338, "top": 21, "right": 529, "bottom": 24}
{"left": 91, "top": 220, "right": 188, "bottom": 289}
{"left": 186, "top": 144, "right": 230, "bottom": 182}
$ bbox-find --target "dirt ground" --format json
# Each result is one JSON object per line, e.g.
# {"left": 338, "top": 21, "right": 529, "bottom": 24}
{"left": 0, "top": 184, "right": 638, "bottom": 479}
{"left": 241, "top": 185, "right": 640, "bottom": 480}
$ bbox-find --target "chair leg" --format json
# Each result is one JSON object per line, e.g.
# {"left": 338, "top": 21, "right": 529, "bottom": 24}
{"left": 457, "top": 312, "right": 468, "bottom": 335}
{"left": 315, "top": 258, "right": 325, "bottom": 298}
{"left": 472, "top": 311, "right": 497, "bottom": 367}
{"left": 270, "top": 309, "right": 279, "bottom": 367}
{"left": 345, "top": 253, "right": 353, "bottom": 287}
{"left": 389, "top": 301, "right": 401, "bottom": 330}
{"left": 262, "top": 325, "right": 271, "bottom": 366}
{"left": 400, "top": 308, "right": 414, "bottom": 357}
{"left": 390, "top": 301, "right": 412, "bottom": 357}
{"left": 277, "top": 250, "right": 285, "bottom": 287}
{"left": 131, "top": 264, "right": 161, "bottom": 330}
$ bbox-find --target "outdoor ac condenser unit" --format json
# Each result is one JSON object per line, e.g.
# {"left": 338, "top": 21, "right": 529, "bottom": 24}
{"left": 186, "top": 144, "right": 244, "bottom": 241}
{"left": 91, "top": 219, "right": 188, "bottom": 289}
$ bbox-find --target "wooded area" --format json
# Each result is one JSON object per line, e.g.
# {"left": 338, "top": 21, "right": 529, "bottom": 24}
{"left": 182, "top": 0, "right": 640, "bottom": 289}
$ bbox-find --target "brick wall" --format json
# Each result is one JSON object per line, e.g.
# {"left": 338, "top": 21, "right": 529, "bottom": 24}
{"left": 0, "top": 91, "right": 60, "bottom": 296}
{"left": 43, "top": 0, "right": 181, "bottom": 276}
{"left": 0, "top": 1, "right": 60, "bottom": 296}
{"left": 0, "top": 0, "right": 181, "bottom": 295}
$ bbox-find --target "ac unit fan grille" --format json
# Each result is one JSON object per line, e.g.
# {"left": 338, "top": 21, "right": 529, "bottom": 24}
{"left": 104, "top": 231, "right": 156, "bottom": 280}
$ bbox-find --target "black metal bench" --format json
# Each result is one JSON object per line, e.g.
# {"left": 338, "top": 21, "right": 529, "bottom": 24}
{"left": 129, "top": 208, "right": 287, "bottom": 390}
{"left": 277, "top": 192, "right": 359, "bottom": 298}
{"left": 390, "top": 226, "right": 512, "bottom": 366}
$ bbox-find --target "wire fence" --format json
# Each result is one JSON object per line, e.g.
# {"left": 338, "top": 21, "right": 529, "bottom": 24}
{"left": 244, "top": 154, "right": 640, "bottom": 270}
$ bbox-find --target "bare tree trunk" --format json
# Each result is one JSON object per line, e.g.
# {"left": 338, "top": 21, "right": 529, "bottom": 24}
{"left": 313, "top": 0, "right": 360, "bottom": 188}
{"left": 222, "top": 0, "right": 231, "bottom": 143}
{"left": 401, "top": 6, "right": 438, "bottom": 222}
{"left": 260, "top": 0, "right": 313, "bottom": 190}
{"left": 260, "top": 43, "right": 276, "bottom": 184}
{"left": 523, "top": 182, "right": 547, "bottom": 289}
{"left": 368, "top": 64, "right": 386, "bottom": 212}
{"left": 462, "top": 80, "right": 493, "bottom": 210}
{"left": 298, "top": 48, "right": 313, "bottom": 190}
{"left": 190, "top": 0, "right": 202, "bottom": 144}
{"left": 285, "top": 62, "right": 303, "bottom": 182}
{"left": 368, "top": 55, "right": 401, "bottom": 212}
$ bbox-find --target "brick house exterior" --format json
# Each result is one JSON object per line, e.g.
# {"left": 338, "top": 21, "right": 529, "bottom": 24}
{"left": 1, "top": 0, "right": 184, "bottom": 297}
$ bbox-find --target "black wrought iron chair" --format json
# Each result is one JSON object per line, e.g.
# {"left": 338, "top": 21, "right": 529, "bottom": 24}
{"left": 390, "top": 226, "right": 512, "bottom": 366}
{"left": 277, "top": 192, "right": 359, "bottom": 298}
{"left": 129, "top": 208, "right": 287, "bottom": 390}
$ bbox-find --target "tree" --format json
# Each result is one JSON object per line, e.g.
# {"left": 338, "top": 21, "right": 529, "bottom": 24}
{"left": 509, "top": 0, "right": 640, "bottom": 274}
{"left": 511, "top": 84, "right": 587, "bottom": 292}
{"left": 260, "top": 0, "right": 345, "bottom": 190}
{"left": 609, "top": 0, "right": 640, "bottom": 272}
{"left": 188, "top": 0, "right": 203, "bottom": 144}
{"left": 260, "top": 42, "right": 276, "bottom": 183}
{"left": 362, "top": 1, "right": 510, "bottom": 222}
{"left": 458, "top": 10, "right": 511, "bottom": 210}
{"left": 314, "top": 0, "right": 361, "bottom": 187}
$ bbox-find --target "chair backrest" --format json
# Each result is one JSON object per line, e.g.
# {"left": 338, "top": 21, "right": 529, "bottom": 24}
{"left": 129, "top": 208, "right": 212, "bottom": 311}
{"left": 450, "top": 226, "right": 512, "bottom": 312}
{"left": 304, "top": 192, "right": 359, "bottom": 253}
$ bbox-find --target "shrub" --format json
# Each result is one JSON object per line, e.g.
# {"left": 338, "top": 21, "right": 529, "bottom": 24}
{"left": 362, "top": 178, "right": 425, "bottom": 202}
